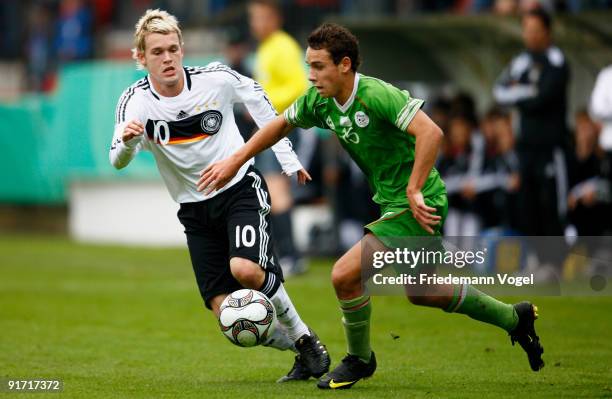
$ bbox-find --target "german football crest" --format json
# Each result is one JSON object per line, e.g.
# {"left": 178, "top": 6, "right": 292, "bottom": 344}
{"left": 201, "top": 110, "right": 223, "bottom": 134}
{"left": 354, "top": 111, "right": 369, "bottom": 128}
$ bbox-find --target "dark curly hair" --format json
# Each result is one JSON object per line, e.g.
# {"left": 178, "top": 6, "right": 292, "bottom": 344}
{"left": 524, "top": 8, "right": 552, "bottom": 32}
{"left": 307, "top": 23, "right": 361, "bottom": 72}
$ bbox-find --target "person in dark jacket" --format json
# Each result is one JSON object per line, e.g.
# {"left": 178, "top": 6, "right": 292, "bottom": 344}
{"left": 493, "top": 7, "right": 570, "bottom": 272}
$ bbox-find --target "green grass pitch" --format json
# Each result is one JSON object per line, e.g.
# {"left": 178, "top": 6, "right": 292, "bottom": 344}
{"left": 1, "top": 235, "right": 611, "bottom": 398}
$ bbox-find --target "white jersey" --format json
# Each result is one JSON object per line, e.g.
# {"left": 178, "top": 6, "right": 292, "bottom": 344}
{"left": 109, "top": 62, "right": 303, "bottom": 203}
{"left": 590, "top": 65, "right": 612, "bottom": 151}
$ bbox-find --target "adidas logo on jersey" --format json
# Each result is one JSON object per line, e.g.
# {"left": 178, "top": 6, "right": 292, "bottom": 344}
{"left": 176, "top": 110, "right": 189, "bottom": 120}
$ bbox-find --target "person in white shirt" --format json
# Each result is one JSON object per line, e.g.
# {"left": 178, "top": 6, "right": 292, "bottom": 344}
{"left": 590, "top": 66, "right": 612, "bottom": 155}
{"left": 588, "top": 65, "right": 612, "bottom": 233}
{"left": 109, "top": 9, "right": 330, "bottom": 382}
{"left": 590, "top": 65, "right": 612, "bottom": 180}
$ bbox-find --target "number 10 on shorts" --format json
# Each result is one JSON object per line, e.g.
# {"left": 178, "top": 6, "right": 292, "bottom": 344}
{"left": 235, "top": 225, "right": 256, "bottom": 248}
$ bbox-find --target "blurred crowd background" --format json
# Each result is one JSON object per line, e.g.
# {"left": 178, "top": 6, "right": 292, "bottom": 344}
{"left": 2, "top": 0, "right": 612, "bottom": 92}
{"left": 1, "top": 0, "right": 612, "bottom": 270}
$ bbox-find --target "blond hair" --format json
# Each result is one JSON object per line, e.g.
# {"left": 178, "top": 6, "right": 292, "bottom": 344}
{"left": 132, "top": 9, "right": 183, "bottom": 70}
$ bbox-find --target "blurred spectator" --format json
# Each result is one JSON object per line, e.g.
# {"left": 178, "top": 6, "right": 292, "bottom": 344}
{"left": 470, "top": 0, "right": 496, "bottom": 12}
{"left": 494, "top": 0, "right": 518, "bottom": 14}
{"left": 224, "top": 28, "right": 258, "bottom": 143}
{"left": 0, "top": 2, "right": 24, "bottom": 59}
{"left": 248, "top": 0, "right": 310, "bottom": 275}
{"left": 26, "top": 3, "right": 57, "bottom": 92}
{"left": 341, "top": 0, "right": 393, "bottom": 15}
{"left": 92, "top": 0, "right": 114, "bottom": 28}
{"left": 493, "top": 8, "right": 570, "bottom": 238}
{"left": 565, "top": 0, "right": 612, "bottom": 12}
{"left": 421, "top": 0, "right": 456, "bottom": 11}
{"left": 114, "top": 1, "right": 155, "bottom": 28}
{"left": 56, "top": 0, "right": 94, "bottom": 61}
{"left": 566, "top": 110, "right": 611, "bottom": 235}
{"left": 249, "top": 0, "right": 308, "bottom": 113}
{"left": 450, "top": 92, "right": 478, "bottom": 126}
{"left": 437, "top": 110, "right": 484, "bottom": 237}
{"left": 224, "top": 28, "right": 251, "bottom": 78}
{"left": 519, "top": 0, "right": 554, "bottom": 12}
{"left": 210, "top": 0, "right": 231, "bottom": 15}
{"left": 429, "top": 97, "right": 452, "bottom": 134}
{"left": 476, "top": 108, "right": 521, "bottom": 231}
{"left": 590, "top": 63, "right": 612, "bottom": 213}
{"left": 279, "top": 0, "right": 339, "bottom": 37}
{"left": 392, "top": 0, "right": 612, "bottom": 15}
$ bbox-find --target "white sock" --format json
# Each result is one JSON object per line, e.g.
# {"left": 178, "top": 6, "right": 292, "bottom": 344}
{"left": 269, "top": 284, "right": 310, "bottom": 341}
{"left": 262, "top": 322, "right": 298, "bottom": 353}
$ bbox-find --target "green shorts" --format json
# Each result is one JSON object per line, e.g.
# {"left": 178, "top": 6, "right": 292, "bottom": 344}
{"left": 364, "top": 193, "right": 447, "bottom": 277}
{"left": 365, "top": 192, "right": 448, "bottom": 249}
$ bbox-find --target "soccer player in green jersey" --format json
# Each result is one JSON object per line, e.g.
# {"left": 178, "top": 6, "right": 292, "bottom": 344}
{"left": 198, "top": 23, "right": 544, "bottom": 389}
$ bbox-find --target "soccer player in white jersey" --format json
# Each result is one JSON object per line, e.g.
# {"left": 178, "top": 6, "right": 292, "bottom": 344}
{"left": 109, "top": 9, "right": 330, "bottom": 382}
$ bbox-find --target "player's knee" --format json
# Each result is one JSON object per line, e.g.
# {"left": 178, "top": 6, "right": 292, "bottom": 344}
{"left": 230, "top": 257, "right": 265, "bottom": 288}
{"left": 331, "top": 260, "right": 360, "bottom": 295}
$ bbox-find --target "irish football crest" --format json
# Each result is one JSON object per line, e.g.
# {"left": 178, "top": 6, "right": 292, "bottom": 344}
{"left": 354, "top": 111, "right": 369, "bottom": 128}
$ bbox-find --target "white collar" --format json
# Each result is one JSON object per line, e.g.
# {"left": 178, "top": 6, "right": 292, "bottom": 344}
{"left": 148, "top": 68, "right": 188, "bottom": 100}
{"left": 333, "top": 73, "right": 360, "bottom": 113}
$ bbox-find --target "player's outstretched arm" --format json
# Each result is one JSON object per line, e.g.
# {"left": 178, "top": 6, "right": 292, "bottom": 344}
{"left": 405, "top": 110, "right": 444, "bottom": 234}
{"left": 197, "top": 115, "right": 310, "bottom": 194}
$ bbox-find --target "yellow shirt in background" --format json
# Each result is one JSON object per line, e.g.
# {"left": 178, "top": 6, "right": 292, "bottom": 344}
{"left": 254, "top": 30, "right": 308, "bottom": 113}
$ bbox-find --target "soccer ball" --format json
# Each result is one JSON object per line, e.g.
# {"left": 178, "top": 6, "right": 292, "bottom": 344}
{"left": 218, "top": 289, "right": 276, "bottom": 347}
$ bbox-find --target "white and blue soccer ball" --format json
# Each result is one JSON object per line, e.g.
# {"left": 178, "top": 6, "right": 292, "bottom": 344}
{"left": 218, "top": 289, "right": 276, "bottom": 347}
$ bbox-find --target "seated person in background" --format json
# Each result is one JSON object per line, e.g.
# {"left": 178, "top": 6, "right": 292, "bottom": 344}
{"left": 476, "top": 108, "right": 521, "bottom": 232}
{"left": 436, "top": 112, "right": 484, "bottom": 237}
{"left": 567, "top": 109, "right": 611, "bottom": 236}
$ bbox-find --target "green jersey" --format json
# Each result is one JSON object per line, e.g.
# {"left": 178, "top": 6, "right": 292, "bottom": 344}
{"left": 284, "top": 73, "right": 446, "bottom": 209}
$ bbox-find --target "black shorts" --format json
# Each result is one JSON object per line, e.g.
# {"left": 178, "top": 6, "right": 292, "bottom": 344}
{"left": 177, "top": 167, "right": 283, "bottom": 309}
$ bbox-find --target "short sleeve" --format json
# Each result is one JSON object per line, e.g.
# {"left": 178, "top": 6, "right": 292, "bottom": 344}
{"left": 283, "top": 87, "right": 325, "bottom": 129}
{"left": 115, "top": 85, "right": 146, "bottom": 126}
{"left": 370, "top": 80, "right": 424, "bottom": 131}
{"left": 205, "top": 62, "right": 279, "bottom": 128}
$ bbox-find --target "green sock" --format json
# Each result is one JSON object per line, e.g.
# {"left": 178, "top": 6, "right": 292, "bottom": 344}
{"left": 339, "top": 295, "right": 372, "bottom": 362}
{"left": 446, "top": 284, "right": 519, "bottom": 332}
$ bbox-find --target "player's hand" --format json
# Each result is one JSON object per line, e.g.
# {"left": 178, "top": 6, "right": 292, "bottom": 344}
{"left": 297, "top": 169, "right": 312, "bottom": 185}
{"left": 122, "top": 120, "right": 145, "bottom": 142}
{"left": 197, "top": 156, "right": 242, "bottom": 195}
{"left": 461, "top": 181, "right": 476, "bottom": 201}
{"left": 507, "top": 173, "right": 520, "bottom": 192}
{"left": 567, "top": 193, "right": 577, "bottom": 210}
{"left": 406, "top": 189, "right": 441, "bottom": 235}
{"left": 581, "top": 187, "right": 597, "bottom": 207}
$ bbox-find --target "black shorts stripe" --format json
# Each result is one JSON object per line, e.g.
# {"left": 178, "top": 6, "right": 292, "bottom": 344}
{"left": 247, "top": 171, "right": 272, "bottom": 268}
